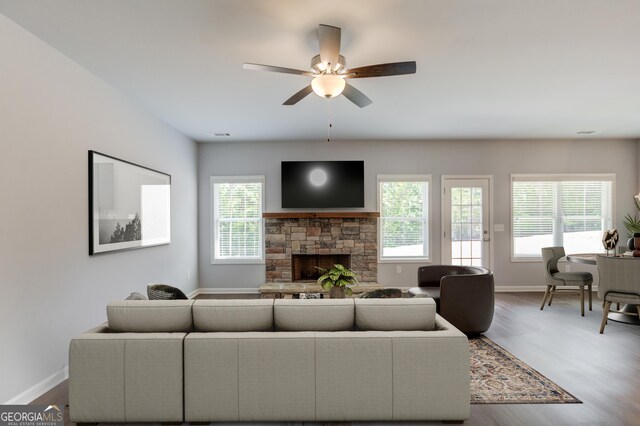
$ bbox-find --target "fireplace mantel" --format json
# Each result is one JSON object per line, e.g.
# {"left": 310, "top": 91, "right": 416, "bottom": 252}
{"left": 263, "top": 212, "right": 379, "bottom": 219}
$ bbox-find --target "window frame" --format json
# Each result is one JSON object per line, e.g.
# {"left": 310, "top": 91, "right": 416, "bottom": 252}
{"left": 377, "top": 174, "right": 432, "bottom": 263}
{"left": 210, "top": 175, "right": 265, "bottom": 265}
{"left": 510, "top": 173, "right": 615, "bottom": 262}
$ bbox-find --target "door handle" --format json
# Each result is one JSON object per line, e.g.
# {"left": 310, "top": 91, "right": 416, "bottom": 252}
{"left": 483, "top": 238, "right": 490, "bottom": 242}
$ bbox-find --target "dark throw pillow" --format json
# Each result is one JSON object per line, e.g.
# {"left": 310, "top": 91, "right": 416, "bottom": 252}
{"left": 358, "top": 288, "right": 403, "bottom": 299}
{"left": 147, "top": 284, "right": 188, "bottom": 300}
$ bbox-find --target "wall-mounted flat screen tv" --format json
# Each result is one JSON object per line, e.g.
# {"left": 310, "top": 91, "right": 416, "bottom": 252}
{"left": 281, "top": 161, "right": 364, "bottom": 208}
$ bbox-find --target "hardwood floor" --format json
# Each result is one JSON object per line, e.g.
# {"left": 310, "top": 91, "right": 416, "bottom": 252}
{"left": 471, "top": 292, "right": 640, "bottom": 426}
{"left": 34, "top": 292, "right": 640, "bottom": 425}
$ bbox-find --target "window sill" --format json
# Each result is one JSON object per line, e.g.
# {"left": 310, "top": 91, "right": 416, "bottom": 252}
{"left": 211, "top": 259, "right": 265, "bottom": 265}
{"left": 379, "top": 258, "right": 431, "bottom": 264}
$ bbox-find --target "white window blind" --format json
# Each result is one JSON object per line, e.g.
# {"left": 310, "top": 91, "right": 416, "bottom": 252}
{"left": 211, "top": 177, "right": 264, "bottom": 263}
{"left": 379, "top": 176, "right": 430, "bottom": 260}
{"left": 512, "top": 175, "right": 614, "bottom": 259}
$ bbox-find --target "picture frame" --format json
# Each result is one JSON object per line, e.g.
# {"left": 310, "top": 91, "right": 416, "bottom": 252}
{"left": 89, "top": 150, "right": 171, "bottom": 255}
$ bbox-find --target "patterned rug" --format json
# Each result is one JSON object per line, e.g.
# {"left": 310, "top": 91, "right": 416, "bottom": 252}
{"left": 470, "top": 336, "right": 581, "bottom": 404}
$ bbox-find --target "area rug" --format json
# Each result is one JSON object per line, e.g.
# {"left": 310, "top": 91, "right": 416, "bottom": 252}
{"left": 470, "top": 336, "right": 581, "bottom": 404}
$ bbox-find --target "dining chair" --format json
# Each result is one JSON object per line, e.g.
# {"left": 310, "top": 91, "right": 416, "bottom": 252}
{"left": 540, "top": 247, "right": 593, "bottom": 316}
{"left": 596, "top": 255, "right": 640, "bottom": 334}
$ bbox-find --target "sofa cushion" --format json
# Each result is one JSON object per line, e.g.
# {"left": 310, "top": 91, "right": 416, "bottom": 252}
{"left": 274, "top": 299, "right": 354, "bottom": 331}
{"left": 354, "top": 298, "right": 436, "bottom": 331}
{"left": 192, "top": 300, "right": 274, "bottom": 332}
{"left": 107, "top": 300, "right": 194, "bottom": 332}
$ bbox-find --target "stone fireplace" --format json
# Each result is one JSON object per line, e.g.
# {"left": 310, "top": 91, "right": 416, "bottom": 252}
{"left": 264, "top": 213, "right": 378, "bottom": 283}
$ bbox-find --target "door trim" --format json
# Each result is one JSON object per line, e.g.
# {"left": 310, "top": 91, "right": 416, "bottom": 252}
{"left": 441, "top": 175, "right": 494, "bottom": 272}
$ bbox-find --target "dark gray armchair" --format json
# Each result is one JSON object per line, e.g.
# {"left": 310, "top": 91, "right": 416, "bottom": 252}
{"left": 409, "top": 265, "right": 495, "bottom": 335}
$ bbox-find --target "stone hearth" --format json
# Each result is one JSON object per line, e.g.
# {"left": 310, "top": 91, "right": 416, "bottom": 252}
{"left": 265, "top": 217, "right": 377, "bottom": 283}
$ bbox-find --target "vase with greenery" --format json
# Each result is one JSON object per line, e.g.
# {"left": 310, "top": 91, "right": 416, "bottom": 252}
{"left": 623, "top": 194, "right": 640, "bottom": 249}
{"left": 316, "top": 264, "right": 358, "bottom": 299}
{"left": 624, "top": 194, "right": 640, "bottom": 235}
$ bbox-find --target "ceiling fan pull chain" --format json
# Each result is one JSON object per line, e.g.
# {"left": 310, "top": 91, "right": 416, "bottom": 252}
{"left": 327, "top": 99, "right": 332, "bottom": 142}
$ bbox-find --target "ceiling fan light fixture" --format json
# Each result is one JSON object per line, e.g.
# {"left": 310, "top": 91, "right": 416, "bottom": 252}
{"left": 311, "top": 54, "right": 346, "bottom": 74}
{"left": 311, "top": 74, "right": 346, "bottom": 98}
{"left": 244, "top": 24, "right": 416, "bottom": 107}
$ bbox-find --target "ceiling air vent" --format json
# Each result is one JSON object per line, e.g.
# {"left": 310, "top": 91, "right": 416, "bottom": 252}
{"left": 213, "top": 132, "right": 231, "bottom": 137}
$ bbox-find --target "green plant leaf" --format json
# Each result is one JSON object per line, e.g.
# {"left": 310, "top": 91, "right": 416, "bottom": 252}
{"left": 316, "top": 273, "right": 330, "bottom": 284}
{"left": 321, "top": 281, "right": 333, "bottom": 291}
{"left": 624, "top": 212, "right": 640, "bottom": 237}
{"left": 340, "top": 278, "right": 357, "bottom": 287}
{"left": 316, "top": 264, "right": 359, "bottom": 286}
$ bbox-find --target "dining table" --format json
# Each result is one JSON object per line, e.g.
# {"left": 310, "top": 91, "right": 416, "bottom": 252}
{"left": 565, "top": 253, "right": 640, "bottom": 325}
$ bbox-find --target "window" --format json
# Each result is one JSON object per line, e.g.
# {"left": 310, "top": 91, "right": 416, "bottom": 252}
{"left": 211, "top": 176, "right": 264, "bottom": 263}
{"left": 511, "top": 174, "right": 614, "bottom": 260}
{"left": 378, "top": 175, "right": 431, "bottom": 261}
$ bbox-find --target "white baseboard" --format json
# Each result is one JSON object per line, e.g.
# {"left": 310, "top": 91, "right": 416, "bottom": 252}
{"left": 191, "top": 287, "right": 260, "bottom": 296}
{"left": 495, "top": 285, "right": 598, "bottom": 292}
{"left": 4, "top": 366, "right": 68, "bottom": 405}
{"left": 496, "top": 286, "right": 547, "bottom": 292}
{"left": 191, "top": 286, "right": 586, "bottom": 295}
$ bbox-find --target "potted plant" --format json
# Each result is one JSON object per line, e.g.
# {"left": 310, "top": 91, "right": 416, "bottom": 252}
{"left": 316, "top": 264, "right": 358, "bottom": 299}
{"left": 623, "top": 194, "right": 640, "bottom": 250}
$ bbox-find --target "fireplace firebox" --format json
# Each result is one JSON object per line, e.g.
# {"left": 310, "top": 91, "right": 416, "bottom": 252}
{"left": 292, "top": 254, "right": 351, "bottom": 282}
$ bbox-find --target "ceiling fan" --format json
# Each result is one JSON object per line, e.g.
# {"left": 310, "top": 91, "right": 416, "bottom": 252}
{"left": 243, "top": 24, "right": 417, "bottom": 108}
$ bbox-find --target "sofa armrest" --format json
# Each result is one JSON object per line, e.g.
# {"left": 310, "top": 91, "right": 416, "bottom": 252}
{"left": 69, "top": 331, "right": 186, "bottom": 423}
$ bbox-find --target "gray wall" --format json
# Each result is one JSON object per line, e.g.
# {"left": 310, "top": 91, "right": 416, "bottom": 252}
{"left": 198, "top": 139, "right": 637, "bottom": 289}
{"left": 0, "top": 15, "right": 198, "bottom": 402}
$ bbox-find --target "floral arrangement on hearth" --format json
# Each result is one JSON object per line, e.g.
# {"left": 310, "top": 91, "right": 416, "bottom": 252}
{"left": 316, "top": 264, "right": 358, "bottom": 298}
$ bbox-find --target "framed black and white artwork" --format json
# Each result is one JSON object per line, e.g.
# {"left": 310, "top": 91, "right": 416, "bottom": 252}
{"left": 89, "top": 150, "right": 171, "bottom": 255}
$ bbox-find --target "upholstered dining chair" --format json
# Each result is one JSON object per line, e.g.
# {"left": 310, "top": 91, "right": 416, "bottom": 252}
{"left": 540, "top": 247, "right": 593, "bottom": 316}
{"left": 596, "top": 255, "right": 640, "bottom": 334}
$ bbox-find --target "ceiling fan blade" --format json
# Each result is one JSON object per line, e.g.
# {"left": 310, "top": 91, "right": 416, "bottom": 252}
{"left": 243, "top": 63, "right": 313, "bottom": 76}
{"left": 342, "top": 83, "right": 372, "bottom": 108}
{"left": 283, "top": 85, "right": 314, "bottom": 105}
{"left": 319, "top": 24, "right": 341, "bottom": 70}
{"left": 345, "top": 61, "right": 417, "bottom": 79}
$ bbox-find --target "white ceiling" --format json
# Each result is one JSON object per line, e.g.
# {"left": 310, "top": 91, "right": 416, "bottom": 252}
{"left": 2, "top": 0, "right": 640, "bottom": 142}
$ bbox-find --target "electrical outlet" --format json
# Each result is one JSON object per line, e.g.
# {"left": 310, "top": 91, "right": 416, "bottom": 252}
{"left": 396, "top": 265, "right": 402, "bottom": 274}
{"left": 186, "top": 270, "right": 191, "bottom": 280}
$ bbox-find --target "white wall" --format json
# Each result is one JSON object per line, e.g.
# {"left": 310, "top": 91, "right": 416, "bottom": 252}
{"left": 198, "top": 139, "right": 637, "bottom": 290}
{"left": 0, "top": 14, "right": 198, "bottom": 403}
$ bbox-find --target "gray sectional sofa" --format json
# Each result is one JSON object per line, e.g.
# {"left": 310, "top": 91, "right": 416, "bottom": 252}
{"left": 69, "top": 298, "right": 470, "bottom": 423}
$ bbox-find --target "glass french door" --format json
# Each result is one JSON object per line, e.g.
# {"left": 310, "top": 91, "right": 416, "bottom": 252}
{"left": 442, "top": 177, "right": 491, "bottom": 268}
